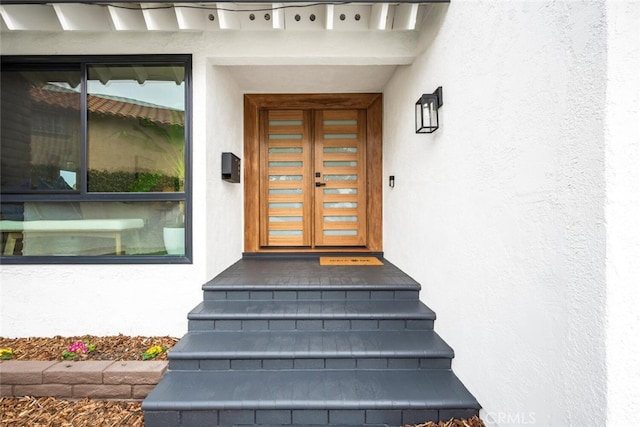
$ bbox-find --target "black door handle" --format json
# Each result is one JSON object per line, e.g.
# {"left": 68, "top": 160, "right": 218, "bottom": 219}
{"left": 315, "top": 182, "right": 327, "bottom": 187}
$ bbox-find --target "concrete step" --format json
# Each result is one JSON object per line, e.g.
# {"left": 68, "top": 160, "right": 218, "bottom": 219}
{"left": 203, "top": 284, "right": 420, "bottom": 302}
{"left": 187, "top": 300, "right": 436, "bottom": 332}
{"left": 142, "top": 369, "right": 480, "bottom": 427}
{"left": 203, "top": 258, "right": 420, "bottom": 299}
{"left": 168, "top": 330, "right": 454, "bottom": 370}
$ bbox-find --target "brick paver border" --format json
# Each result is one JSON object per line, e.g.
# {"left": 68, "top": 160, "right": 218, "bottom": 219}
{"left": 0, "top": 360, "right": 167, "bottom": 400}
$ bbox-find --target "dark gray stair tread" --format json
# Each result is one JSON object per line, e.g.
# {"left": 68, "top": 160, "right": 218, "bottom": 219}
{"left": 143, "top": 369, "right": 480, "bottom": 411}
{"left": 169, "top": 330, "right": 453, "bottom": 359}
{"left": 204, "top": 282, "right": 421, "bottom": 292}
{"left": 204, "top": 258, "right": 420, "bottom": 288}
{"left": 188, "top": 300, "right": 436, "bottom": 320}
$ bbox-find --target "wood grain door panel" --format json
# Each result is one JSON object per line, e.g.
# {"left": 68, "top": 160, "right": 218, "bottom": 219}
{"left": 244, "top": 94, "right": 382, "bottom": 253}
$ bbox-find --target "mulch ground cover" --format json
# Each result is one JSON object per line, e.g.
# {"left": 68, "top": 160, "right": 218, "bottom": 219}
{"left": 0, "top": 397, "right": 144, "bottom": 426}
{"left": 0, "top": 335, "right": 178, "bottom": 361}
{"left": 1, "top": 336, "right": 485, "bottom": 427}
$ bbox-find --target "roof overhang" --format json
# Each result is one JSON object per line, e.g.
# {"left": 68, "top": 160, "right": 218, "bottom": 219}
{"left": 0, "top": 0, "right": 448, "bottom": 4}
{"left": 1, "top": 0, "right": 447, "bottom": 32}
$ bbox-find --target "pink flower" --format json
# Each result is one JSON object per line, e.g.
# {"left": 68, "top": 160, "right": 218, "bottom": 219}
{"left": 68, "top": 342, "right": 88, "bottom": 354}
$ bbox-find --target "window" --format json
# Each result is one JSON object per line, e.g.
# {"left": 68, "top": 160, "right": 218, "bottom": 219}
{"left": 0, "top": 55, "right": 191, "bottom": 263}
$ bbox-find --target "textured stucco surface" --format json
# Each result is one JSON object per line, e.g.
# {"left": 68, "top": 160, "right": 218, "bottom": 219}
{"left": 605, "top": 1, "right": 640, "bottom": 425}
{"left": 383, "top": 1, "right": 612, "bottom": 426}
{"left": 0, "top": 28, "right": 418, "bottom": 337}
{"left": 1, "top": 1, "right": 639, "bottom": 426}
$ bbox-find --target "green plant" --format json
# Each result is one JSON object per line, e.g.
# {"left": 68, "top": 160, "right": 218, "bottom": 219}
{"left": 0, "top": 348, "right": 14, "bottom": 360}
{"left": 62, "top": 341, "right": 96, "bottom": 360}
{"left": 110, "top": 119, "right": 185, "bottom": 191}
{"left": 141, "top": 345, "right": 167, "bottom": 360}
{"left": 87, "top": 170, "right": 179, "bottom": 192}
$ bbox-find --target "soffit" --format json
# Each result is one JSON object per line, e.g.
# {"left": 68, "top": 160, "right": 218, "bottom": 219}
{"left": 0, "top": 2, "right": 435, "bottom": 32}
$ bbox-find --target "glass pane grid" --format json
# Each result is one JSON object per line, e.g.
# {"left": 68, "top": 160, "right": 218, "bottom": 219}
{"left": 1, "top": 58, "right": 190, "bottom": 260}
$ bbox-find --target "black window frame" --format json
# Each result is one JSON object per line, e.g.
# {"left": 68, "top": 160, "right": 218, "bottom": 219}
{"left": 0, "top": 54, "right": 193, "bottom": 264}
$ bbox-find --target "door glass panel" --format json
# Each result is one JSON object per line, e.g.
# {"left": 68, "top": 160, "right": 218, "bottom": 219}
{"left": 269, "top": 188, "right": 303, "bottom": 194}
{"left": 269, "top": 175, "right": 303, "bottom": 181}
{"left": 324, "top": 175, "right": 357, "bottom": 181}
{"left": 269, "top": 202, "right": 303, "bottom": 209}
{"left": 268, "top": 161, "right": 303, "bottom": 167}
{"left": 324, "top": 216, "right": 357, "bottom": 222}
{"left": 324, "top": 161, "right": 357, "bottom": 167}
{"left": 269, "top": 120, "right": 303, "bottom": 126}
{"left": 323, "top": 188, "right": 357, "bottom": 195}
{"left": 324, "top": 120, "right": 357, "bottom": 125}
{"left": 323, "top": 147, "right": 357, "bottom": 153}
{"left": 323, "top": 230, "right": 358, "bottom": 236}
{"left": 269, "top": 147, "right": 303, "bottom": 153}
{"left": 269, "top": 230, "right": 303, "bottom": 236}
{"left": 269, "top": 134, "right": 303, "bottom": 140}
{"left": 323, "top": 134, "right": 357, "bottom": 139}
{"left": 324, "top": 202, "right": 357, "bottom": 208}
{"left": 270, "top": 216, "right": 303, "bottom": 222}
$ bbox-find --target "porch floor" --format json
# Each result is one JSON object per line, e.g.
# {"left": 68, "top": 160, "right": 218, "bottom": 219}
{"left": 206, "top": 255, "right": 419, "bottom": 288}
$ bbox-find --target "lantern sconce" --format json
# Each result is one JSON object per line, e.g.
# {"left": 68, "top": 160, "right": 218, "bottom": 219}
{"left": 415, "top": 86, "right": 443, "bottom": 134}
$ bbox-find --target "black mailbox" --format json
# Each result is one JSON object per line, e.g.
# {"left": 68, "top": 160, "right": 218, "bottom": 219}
{"left": 221, "top": 152, "right": 241, "bottom": 183}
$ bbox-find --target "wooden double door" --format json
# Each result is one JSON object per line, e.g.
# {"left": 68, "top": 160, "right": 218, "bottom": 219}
{"left": 244, "top": 94, "right": 382, "bottom": 253}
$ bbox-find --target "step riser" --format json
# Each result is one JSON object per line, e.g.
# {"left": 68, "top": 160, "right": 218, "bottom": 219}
{"left": 188, "top": 319, "right": 434, "bottom": 332}
{"left": 144, "top": 408, "right": 480, "bottom": 427}
{"left": 169, "top": 358, "right": 452, "bottom": 371}
{"left": 204, "top": 290, "right": 420, "bottom": 301}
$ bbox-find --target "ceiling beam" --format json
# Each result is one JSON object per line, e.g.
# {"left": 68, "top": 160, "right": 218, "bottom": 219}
{"left": 0, "top": 0, "right": 447, "bottom": 4}
{"left": 393, "top": 3, "right": 419, "bottom": 30}
{"left": 107, "top": 5, "right": 146, "bottom": 31}
{"left": 271, "top": 2, "right": 283, "bottom": 30}
{"left": 141, "top": 2, "right": 179, "bottom": 31}
{"left": 0, "top": 4, "right": 61, "bottom": 30}
{"left": 175, "top": 4, "right": 211, "bottom": 31}
{"left": 370, "top": 3, "right": 389, "bottom": 31}
{"left": 53, "top": 3, "right": 112, "bottom": 31}
{"left": 216, "top": 2, "right": 240, "bottom": 29}
{"left": 324, "top": 3, "right": 333, "bottom": 30}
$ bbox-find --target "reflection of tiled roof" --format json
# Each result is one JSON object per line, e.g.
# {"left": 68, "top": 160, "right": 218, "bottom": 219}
{"left": 30, "top": 85, "right": 184, "bottom": 126}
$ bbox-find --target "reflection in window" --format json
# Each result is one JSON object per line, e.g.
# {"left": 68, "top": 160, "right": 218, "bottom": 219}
{"left": 0, "top": 69, "right": 81, "bottom": 193}
{"left": 87, "top": 64, "right": 185, "bottom": 193}
{"left": 0, "top": 56, "right": 190, "bottom": 262}
{"left": 0, "top": 201, "right": 185, "bottom": 256}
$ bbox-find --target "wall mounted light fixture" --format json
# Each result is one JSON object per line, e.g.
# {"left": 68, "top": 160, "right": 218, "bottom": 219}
{"left": 415, "top": 86, "right": 443, "bottom": 134}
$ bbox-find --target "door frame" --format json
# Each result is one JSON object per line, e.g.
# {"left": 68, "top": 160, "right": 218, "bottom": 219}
{"left": 244, "top": 93, "right": 383, "bottom": 253}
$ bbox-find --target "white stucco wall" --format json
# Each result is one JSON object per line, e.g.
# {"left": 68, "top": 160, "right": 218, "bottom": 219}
{"left": 0, "top": 34, "right": 240, "bottom": 337}
{"left": 204, "top": 64, "right": 245, "bottom": 280}
{"left": 383, "top": 1, "right": 612, "bottom": 425}
{"left": 0, "top": 29, "right": 417, "bottom": 337}
{"left": 1, "top": 3, "right": 639, "bottom": 425}
{"left": 605, "top": 1, "right": 640, "bottom": 425}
